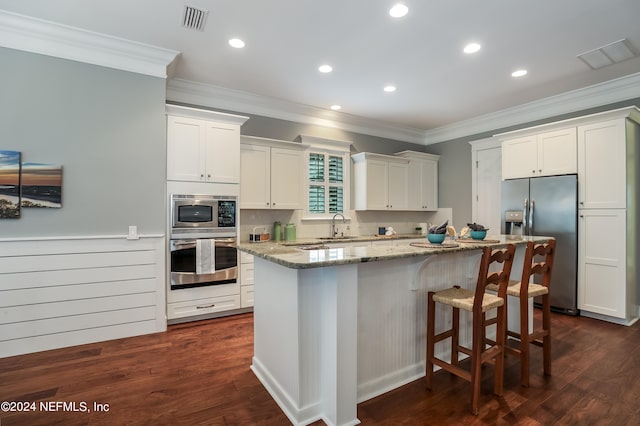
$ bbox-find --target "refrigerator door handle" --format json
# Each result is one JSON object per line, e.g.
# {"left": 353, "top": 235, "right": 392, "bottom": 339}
{"left": 529, "top": 199, "right": 535, "bottom": 235}
{"left": 522, "top": 198, "right": 528, "bottom": 234}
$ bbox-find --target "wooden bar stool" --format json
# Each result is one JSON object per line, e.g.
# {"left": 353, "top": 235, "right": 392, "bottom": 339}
{"left": 426, "top": 244, "right": 515, "bottom": 415}
{"left": 491, "top": 239, "right": 556, "bottom": 387}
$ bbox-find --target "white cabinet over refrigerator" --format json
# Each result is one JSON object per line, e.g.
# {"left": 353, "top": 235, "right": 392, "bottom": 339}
{"left": 501, "top": 127, "right": 577, "bottom": 180}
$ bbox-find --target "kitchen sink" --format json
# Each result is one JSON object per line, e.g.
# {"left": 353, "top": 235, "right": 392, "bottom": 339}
{"left": 297, "top": 245, "right": 331, "bottom": 250}
{"left": 319, "top": 236, "right": 358, "bottom": 241}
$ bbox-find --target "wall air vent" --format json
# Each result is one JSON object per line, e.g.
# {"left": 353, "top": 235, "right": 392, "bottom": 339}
{"left": 578, "top": 38, "right": 638, "bottom": 70}
{"left": 182, "top": 5, "right": 208, "bottom": 31}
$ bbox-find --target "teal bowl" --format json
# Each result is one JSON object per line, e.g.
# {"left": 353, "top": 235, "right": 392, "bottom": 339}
{"left": 470, "top": 229, "right": 487, "bottom": 240}
{"left": 427, "top": 233, "right": 446, "bottom": 244}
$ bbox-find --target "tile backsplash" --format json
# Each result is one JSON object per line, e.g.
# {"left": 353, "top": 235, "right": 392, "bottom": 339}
{"left": 239, "top": 208, "right": 452, "bottom": 242}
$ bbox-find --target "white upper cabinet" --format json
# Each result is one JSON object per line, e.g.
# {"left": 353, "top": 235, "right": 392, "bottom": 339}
{"left": 352, "top": 152, "right": 408, "bottom": 211}
{"left": 239, "top": 143, "right": 271, "bottom": 208}
{"left": 395, "top": 151, "right": 439, "bottom": 211}
{"left": 166, "top": 105, "right": 248, "bottom": 183}
{"left": 501, "top": 127, "right": 577, "bottom": 179}
{"left": 240, "top": 136, "right": 306, "bottom": 209}
{"left": 577, "top": 118, "right": 627, "bottom": 209}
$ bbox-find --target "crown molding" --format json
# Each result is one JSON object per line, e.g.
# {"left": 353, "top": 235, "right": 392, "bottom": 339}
{"left": 423, "top": 71, "right": 640, "bottom": 144}
{"left": 0, "top": 10, "right": 179, "bottom": 78}
{"left": 168, "top": 72, "right": 640, "bottom": 147}
{"left": 166, "top": 104, "right": 249, "bottom": 125}
{"left": 166, "top": 78, "right": 427, "bottom": 144}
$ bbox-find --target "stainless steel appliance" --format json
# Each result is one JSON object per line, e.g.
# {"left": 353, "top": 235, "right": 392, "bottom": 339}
{"left": 170, "top": 193, "right": 238, "bottom": 290}
{"left": 170, "top": 237, "right": 238, "bottom": 290}
{"left": 501, "top": 174, "right": 578, "bottom": 315}
{"left": 171, "top": 194, "right": 237, "bottom": 239}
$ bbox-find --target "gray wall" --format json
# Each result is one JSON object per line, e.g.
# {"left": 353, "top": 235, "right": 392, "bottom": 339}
{"left": 0, "top": 47, "right": 167, "bottom": 237}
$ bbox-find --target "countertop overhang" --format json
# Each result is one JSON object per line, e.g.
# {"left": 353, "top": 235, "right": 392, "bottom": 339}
{"left": 237, "top": 235, "right": 552, "bottom": 269}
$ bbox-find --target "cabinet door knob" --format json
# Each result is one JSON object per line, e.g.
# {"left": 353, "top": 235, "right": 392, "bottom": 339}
{"left": 539, "top": 169, "right": 542, "bottom": 173}
{"left": 207, "top": 174, "right": 211, "bottom": 178}
{"left": 200, "top": 174, "right": 204, "bottom": 178}
{"left": 580, "top": 214, "right": 584, "bottom": 218}
{"left": 532, "top": 170, "right": 536, "bottom": 174}
{"left": 266, "top": 202, "right": 270, "bottom": 206}
{"left": 580, "top": 201, "right": 584, "bottom": 205}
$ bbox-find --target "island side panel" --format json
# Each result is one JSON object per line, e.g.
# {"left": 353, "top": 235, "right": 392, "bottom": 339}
{"left": 251, "top": 258, "right": 303, "bottom": 423}
{"left": 251, "top": 257, "right": 360, "bottom": 426}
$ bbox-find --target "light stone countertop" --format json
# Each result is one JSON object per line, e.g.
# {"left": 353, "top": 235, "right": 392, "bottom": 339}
{"left": 237, "top": 235, "right": 552, "bottom": 269}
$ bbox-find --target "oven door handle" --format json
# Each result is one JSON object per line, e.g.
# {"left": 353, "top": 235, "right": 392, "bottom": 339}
{"left": 214, "top": 238, "right": 237, "bottom": 247}
{"left": 170, "top": 240, "right": 197, "bottom": 251}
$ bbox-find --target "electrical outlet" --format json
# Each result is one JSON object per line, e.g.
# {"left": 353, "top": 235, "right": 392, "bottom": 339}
{"left": 127, "top": 225, "right": 139, "bottom": 240}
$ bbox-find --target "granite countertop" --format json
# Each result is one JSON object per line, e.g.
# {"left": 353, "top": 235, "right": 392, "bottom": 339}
{"left": 237, "top": 235, "right": 552, "bottom": 269}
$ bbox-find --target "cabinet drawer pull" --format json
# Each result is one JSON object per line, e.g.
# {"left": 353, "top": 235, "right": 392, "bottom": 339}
{"left": 196, "top": 304, "right": 216, "bottom": 310}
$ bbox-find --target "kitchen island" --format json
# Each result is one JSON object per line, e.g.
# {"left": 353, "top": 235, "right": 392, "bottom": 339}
{"left": 238, "top": 235, "right": 550, "bottom": 426}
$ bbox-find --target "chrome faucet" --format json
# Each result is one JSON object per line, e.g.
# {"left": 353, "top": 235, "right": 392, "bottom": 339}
{"left": 331, "top": 213, "right": 346, "bottom": 238}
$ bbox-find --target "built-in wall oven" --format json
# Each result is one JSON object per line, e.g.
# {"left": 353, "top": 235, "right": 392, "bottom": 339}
{"left": 170, "top": 237, "right": 237, "bottom": 289}
{"left": 169, "top": 194, "right": 238, "bottom": 290}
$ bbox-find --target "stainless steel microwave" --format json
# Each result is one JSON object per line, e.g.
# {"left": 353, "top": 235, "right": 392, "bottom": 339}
{"left": 171, "top": 194, "right": 237, "bottom": 239}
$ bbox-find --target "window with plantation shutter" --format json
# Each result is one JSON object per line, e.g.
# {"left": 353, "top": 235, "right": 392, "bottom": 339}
{"left": 307, "top": 151, "right": 346, "bottom": 215}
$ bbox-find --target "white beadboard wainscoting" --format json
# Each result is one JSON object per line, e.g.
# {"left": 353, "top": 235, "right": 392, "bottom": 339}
{"left": 0, "top": 235, "right": 166, "bottom": 358}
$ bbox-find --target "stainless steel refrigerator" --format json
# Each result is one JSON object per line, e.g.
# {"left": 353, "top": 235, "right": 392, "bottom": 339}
{"left": 501, "top": 174, "right": 578, "bottom": 315}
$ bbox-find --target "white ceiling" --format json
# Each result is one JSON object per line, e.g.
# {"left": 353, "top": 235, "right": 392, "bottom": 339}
{"left": 2, "top": 0, "right": 640, "bottom": 140}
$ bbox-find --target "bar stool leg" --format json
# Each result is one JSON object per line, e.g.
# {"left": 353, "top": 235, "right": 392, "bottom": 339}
{"left": 542, "top": 293, "right": 552, "bottom": 376}
{"left": 470, "top": 312, "right": 483, "bottom": 415}
{"left": 519, "top": 285, "right": 531, "bottom": 387}
{"left": 451, "top": 307, "right": 460, "bottom": 366}
{"left": 494, "top": 304, "right": 506, "bottom": 396}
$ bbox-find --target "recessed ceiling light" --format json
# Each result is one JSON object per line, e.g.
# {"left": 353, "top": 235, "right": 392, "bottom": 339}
{"left": 318, "top": 64, "right": 333, "bottom": 73}
{"left": 511, "top": 69, "right": 528, "bottom": 77}
{"left": 464, "top": 43, "right": 481, "bottom": 54}
{"left": 389, "top": 3, "right": 409, "bottom": 18}
{"left": 228, "top": 38, "right": 245, "bottom": 48}
{"left": 330, "top": 105, "right": 342, "bottom": 111}
{"left": 384, "top": 85, "right": 397, "bottom": 93}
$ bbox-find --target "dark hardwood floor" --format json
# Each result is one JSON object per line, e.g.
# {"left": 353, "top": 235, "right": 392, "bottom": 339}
{"left": 1, "top": 311, "right": 639, "bottom": 425}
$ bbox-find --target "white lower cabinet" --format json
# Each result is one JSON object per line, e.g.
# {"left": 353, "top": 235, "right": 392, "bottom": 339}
{"left": 240, "top": 251, "right": 255, "bottom": 308}
{"left": 167, "top": 295, "right": 241, "bottom": 320}
{"left": 578, "top": 209, "right": 628, "bottom": 320}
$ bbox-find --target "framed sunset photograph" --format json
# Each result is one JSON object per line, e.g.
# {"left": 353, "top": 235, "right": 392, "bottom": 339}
{"left": 0, "top": 150, "right": 22, "bottom": 218}
{"left": 20, "top": 163, "right": 63, "bottom": 208}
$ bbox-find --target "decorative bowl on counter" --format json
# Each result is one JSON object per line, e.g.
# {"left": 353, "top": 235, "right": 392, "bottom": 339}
{"left": 427, "top": 233, "right": 446, "bottom": 244}
{"left": 470, "top": 229, "right": 487, "bottom": 240}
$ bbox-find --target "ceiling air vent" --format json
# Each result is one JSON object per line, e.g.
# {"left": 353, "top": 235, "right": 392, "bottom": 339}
{"left": 577, "top": 38, "right": 638, "bottom": 70}
{"left": 182, "top": 5, "right": 208, "bottom": 31}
